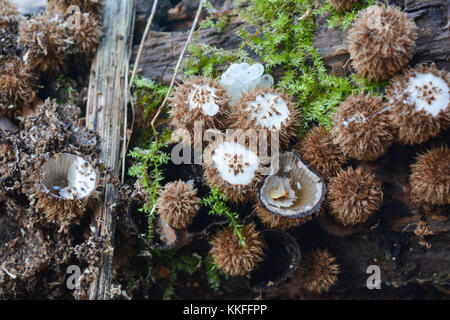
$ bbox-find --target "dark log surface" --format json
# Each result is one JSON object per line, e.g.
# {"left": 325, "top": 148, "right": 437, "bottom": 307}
{"left": 131, "top": 0, "right": 450, "bottom": 82}
{"left": 128, "top": 0, "right": 450, "bottom": 298}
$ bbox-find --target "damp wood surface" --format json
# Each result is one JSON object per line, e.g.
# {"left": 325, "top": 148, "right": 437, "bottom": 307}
{"left": 131, "top": 0, "right": 450, "bottom": 83}
{"left": 85, "top": 0, "right": 136, "bottom": 300}
{"left": 126, "top": 0, "right": 450, "bottom": 298}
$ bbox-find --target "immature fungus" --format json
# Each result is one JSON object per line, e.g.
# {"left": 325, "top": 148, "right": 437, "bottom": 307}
{"left": 70, "top": 13, "right": 103, "bottom": 62}
{"left": 203, "top": 140, "right": 261, "bottom": 203}
{"left": 210, "top": 223, "right": 265, "bottom": 277}
{"left": 0, "top": 0, "right": 21, "bottom": 61}
{"left": 156, "top": 180, "right": 200, "bottom": 229}
{"left": 0, "top": 57, "right": 38, "bottom": 119}
{"left": 220, "top": 63, "right": 274, "bottom": 104}
{"left": 409, "top": 145, "right": 450, "bottom": 207}
{"left": 20, "top": 13, "right": 72, "bottom": 74}
{"left": 48, "top": 0, "right": 104, "bottom": 16}
{"left": 232, "top": 88, "right": 299, "bottom": 147}
{"left": 257, "top": 152, "right": 326, "bottom": 228}
{"left": 348, "top": 5, "right": 417, "bottom": 81}
{"left": 387, "top": 64, "right": 450, "bottom": 145}
{"left": 170, "top": 77, "right": 230, "bottom": 140}
{"left": 328, "top": 0, "right": 358, "bottom": 11}
{"left": 328, "top": 166, "right": 383, "bottom": 226}
{"left": 299, "top": 249, "right": 340, "bottom": 294}
{"left": 332, "top": 93, "right": 394, "bottom": 161}
{"left": 34, "top": 154, "right": 99, "bottom": 233}
{"left": 296, "top": 126, "right": 346, "bottom": 179}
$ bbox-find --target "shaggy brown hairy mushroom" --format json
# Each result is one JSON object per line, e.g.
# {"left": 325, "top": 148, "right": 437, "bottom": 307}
{"left": 170, "top": 77, "right": 230, "bottom": 142}
{"left": 348, "top": 5, "right": 417, "bottom": 81}
{"left": 328, "top": 166, "right": 383, "bottom": 225}
{"left": 0, "top": 57, "right": 38, "bottom": 119}
{"left": 299, "top": 249, "right": 340, "bottom": 294}
{"left": 255, "top": 204, "right": 309, "bottom": 230}
{"left": 156, "top": 180, "right": 200, "bottom": 229}
{"left": 332, "top": 93, "right": 394, "bottom": 161}
{"left": 231, "top": 88, "right": 299, "bottom": 148}
{"left": 410, "top": 145, "right": 450, "bottom": 207}
{"left": 48, "top": 0, "right": 104, "bottom": 16}
{"left": 0, "top": 0, "right": 20, "bottom": 61}
{"left": 296, "top": 126, "right": 346, "bottom": 179}
{"left": 328, "top": 0, "right": 358, "bottom": 11}
{"left": 203, "top": 139, "right": 262, "bottom": 203}
{"left": 19, "top": 13, "right": 72, "bottom": 74}
{"left": 33, "top": 154, "right": 99, "bottom": 233}
{"left": 210, "top": 223, "right": 265, "bottom": 276}
{"left": 70, "top": 13, "right": 103, "bottom": 62}
{"left": 387, "top": 64, "right": 450, "bottom": 145}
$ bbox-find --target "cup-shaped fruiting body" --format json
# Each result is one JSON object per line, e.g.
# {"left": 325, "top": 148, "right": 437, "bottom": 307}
{"left": 0, "top": 0, "right": 20, "bottom": 61}
{"left": 348, "top": 5, "right": 417, "bottom": 81}
{"left": 231, "top": 88, "right": 299, "bottom": 148}
{"left": 299, "top": 249, "right": 340, "bottom": 294}
{"left": 20, "top": 13, "right": 72, "bottom": 74}
{"left": 257, "top": 151, "right": 327, "bottom": 229}
{"left": 203, "top": 140, "right": 262, "bottom": 203}
{"left": 156, "top": 180, "right": 200, "bottom": 229}
{"left": 220, "top": 63, "right": 274, "bottom": 104}
{"left": 387, "top": 64, "right": 450, "bottom": 145}
{"left": 34, "top": 154, "right": 99, "bottom": 233}
{"left": 329, "top": 0, "right": 358, "bottom": 11}
{"left": 170, "top": 77, "right": 230, "bottom": 141}
{"left": 0, "top": 57, "right": 38, "bottom": 118}
{"left": 210, "top": 223, "right": 265, "bottom": 276}
{"left": 328, "top": 166, "right": 383, "bottom": 225}
{"left": 332, "top": 93, "right": 394, "bottom": 161}
{"left": 48, "top": 0, "right": 104, "bottom": 16}
{"left": 296, "top": 126, "right": 347, "bottom": 179}
{"left": 410, "top": 145, "right": 449, "bottom": 207}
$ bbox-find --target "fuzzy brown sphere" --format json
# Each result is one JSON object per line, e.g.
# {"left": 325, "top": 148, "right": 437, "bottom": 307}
{"left": 0, "top": 57, "right": 38, "bottom": 118}
{"left": 0, "top": 0, "right": 20, "bottom": 61}
{"left": 332, "top": 93, "right": 394, "bottom": 161}
{"left": 19, "top": 13, "right": 72, "bottom": 74}
{"left": 231, "top": 88, "right": 299, "bottom": 148}
{"left": 410, "top": 145, "right": 450, "bottom": 207}
{"left": 329, "top": 0, "right": 358, "bottom": 11}
{"left": 348, "top": 5, "right": 417, "bottom": 81}
{"left": 299, "top": 250, "right": 340, "bottom": 294}
{"left": 203, "top": 139, "right": 262, "bottom": 203}
{"left": 156, "top": 180, "right": 200, "bottom": 229}
{"left": 297, "top": 126, "right": 346, "bottom": 179}
{"left": 210, "top": 223, "right": 265, "bottom": 276}
{"left": 387, "top": 64, "right": 450, "bottom": 145}
{"left": 48, "top": 0, "right": 104, "bottom": 16}
{"left": 255, "top": 204, "right": 310, "bottom": 230}
{"left": 328, "top": 167, "right": 383, "bottom": 225}
{"left": 170, "top": 77, "right": 230, "bottom": 142}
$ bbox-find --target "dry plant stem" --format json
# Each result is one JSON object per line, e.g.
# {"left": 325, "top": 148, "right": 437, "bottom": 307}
{"left": 129, "top": 0, "right": 159, "bottom": 90}
{"left": 123, "top": 0, "right": 159, "bottom": 182}
{"left": 151, "top": 0, "right": 204, "bottom": 146}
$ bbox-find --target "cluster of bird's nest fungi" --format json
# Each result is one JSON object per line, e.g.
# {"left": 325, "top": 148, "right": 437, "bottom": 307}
{"left": 0, "top": 0, "right": 449, "bottom": 298}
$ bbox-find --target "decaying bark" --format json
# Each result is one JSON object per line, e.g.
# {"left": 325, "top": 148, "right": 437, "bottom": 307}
{"left": 131, "top": 0, "right": 449, "bottom": 82}
{"left": 85, "top": 0, "right": 136, "bottom": 300}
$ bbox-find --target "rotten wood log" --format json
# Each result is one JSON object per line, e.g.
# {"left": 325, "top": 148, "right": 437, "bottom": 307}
{"left": 85, "top": 0, "right": 136, "bottom": 300}
{"left": 131, "top": 0, "right": 449, "bottom": 82}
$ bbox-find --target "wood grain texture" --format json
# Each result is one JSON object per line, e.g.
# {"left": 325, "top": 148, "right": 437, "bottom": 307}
{"left": 85, "top": 0, "right": 136, "bottom": 300}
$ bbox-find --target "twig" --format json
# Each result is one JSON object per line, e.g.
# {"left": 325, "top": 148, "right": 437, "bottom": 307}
{"left": 122, "top": 0, "right": 158, "bottom": 183}
{"left": 129, "top": 0, "right": 159, "bottom": 90}
{"left": 151, "top": 0, "right": 204, "bottom": 146}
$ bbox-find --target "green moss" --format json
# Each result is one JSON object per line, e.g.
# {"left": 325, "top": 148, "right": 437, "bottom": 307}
{"left": 128, "top": 141, "right": 170, "bottom": 240}
{"left": 327, "top": 0, "right": 376, "bottom": 30}
{"left": 201, "top": 187, "right": 247, "bottom": 247}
